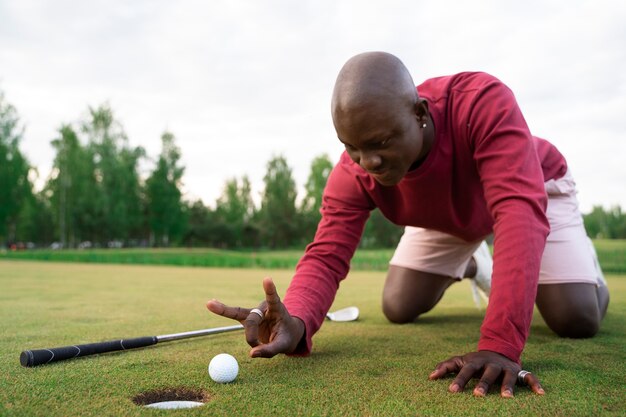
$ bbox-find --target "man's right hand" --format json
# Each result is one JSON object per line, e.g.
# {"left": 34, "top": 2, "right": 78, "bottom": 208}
{"left": 206, "top": 277, "right": 305, "bottom": 358}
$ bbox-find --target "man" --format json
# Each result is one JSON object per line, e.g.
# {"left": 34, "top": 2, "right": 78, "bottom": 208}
{"left": 207, "top": 52, "right": 609, "bottom": 398}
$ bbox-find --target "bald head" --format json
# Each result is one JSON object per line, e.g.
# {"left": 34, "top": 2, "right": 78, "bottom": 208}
{"left": 330, "top": 53, "right": 433, "bottom": 185}
{"left": 331, "top": 52, "right": 418, "bottom": 119}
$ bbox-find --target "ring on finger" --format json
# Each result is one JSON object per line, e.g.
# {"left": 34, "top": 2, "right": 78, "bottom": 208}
{"left": 517, "top": 370, "right": 531, "bottom": 385}
{"left": 250, "top": 308, "right": 264, "bottom": 319}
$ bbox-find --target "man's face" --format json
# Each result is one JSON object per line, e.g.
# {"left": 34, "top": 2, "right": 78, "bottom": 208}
{"left": 333, "top": 100, "right": 427, "bottom": 186}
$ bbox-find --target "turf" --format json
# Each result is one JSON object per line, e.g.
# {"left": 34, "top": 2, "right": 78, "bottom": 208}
{"left": 1, "top": 261, "right": 624, "bottom": 416}
{"left": 2, "top": 238, "right": 624, "bottom": 273}
{"left": 0, "top": 247, "right": 399, "bottom": 271}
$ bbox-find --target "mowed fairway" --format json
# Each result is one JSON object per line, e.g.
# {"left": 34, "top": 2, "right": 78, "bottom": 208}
{"left": 1, "top": 261, "right": 624, "bottom": 416}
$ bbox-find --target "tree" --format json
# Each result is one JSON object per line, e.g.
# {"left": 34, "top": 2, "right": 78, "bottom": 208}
{"left": 300, "top": 154, "right": 334, "bottom": 242}
{"left": 145, "top": 131, "right": 186, "bottom": 246}
{"left": 257, "top": 155, "right": 299, "bottom": 248}
{"left": 15, "top": 189, "right": 55, "bottom": 245}
{"left": 584, "top": 205, "right": 626, "bottom": 239}
{"left": 117, "top": 145, "right": 146, "bottom": 241}
{"left": 82, "top": 104, "right": 145, "bottom": 244}
{"left": 0, "top": 91, "right": 32, "bottom": 245}
{"left": 360, "top": 208, "right": 404, "bottom": 248}
{"left": 47, "top": 125, "right": 99, "bottom": 247}
{"left": 585, "top": 206, "right": 607, "bottom": 239}
{"left": 214, "top": 176, "right": 255, "bottom": 247}
{"left": 183, "top": 199, "right": 214, "bottom": 247}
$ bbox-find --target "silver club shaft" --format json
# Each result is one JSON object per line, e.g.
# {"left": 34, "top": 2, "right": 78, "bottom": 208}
{"left": 157, "top": 324, "right": 244, "bottom": 342}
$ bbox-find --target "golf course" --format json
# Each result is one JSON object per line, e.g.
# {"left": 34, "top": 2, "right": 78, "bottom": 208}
{"left": 1, "top": 247, "right": 624, "bottom": 416}
{"left": 2, "top": 1, "right": 624, "bottom": 415}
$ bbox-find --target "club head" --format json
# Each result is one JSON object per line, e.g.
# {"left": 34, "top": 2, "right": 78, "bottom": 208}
{"left": 326, "top": 306, "right": 359, "bottom": 322}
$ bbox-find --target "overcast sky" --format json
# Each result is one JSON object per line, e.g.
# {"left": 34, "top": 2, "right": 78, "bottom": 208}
{"left": 1, "top": 0, "right": 624, "bottom": 212}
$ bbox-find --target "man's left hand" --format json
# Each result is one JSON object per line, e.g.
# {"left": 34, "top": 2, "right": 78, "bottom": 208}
{"left": 428, "top": 351, "right": 545, "bottom": 398}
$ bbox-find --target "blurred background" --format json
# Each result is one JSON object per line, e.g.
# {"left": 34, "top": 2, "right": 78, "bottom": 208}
{"left": 1, "top": 0, "right": 625, "bottom": 250}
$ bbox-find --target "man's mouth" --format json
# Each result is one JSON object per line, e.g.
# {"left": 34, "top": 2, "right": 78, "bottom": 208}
{"left": 371, "top": 170, "right": 394, "bottom": 183}
{"left": 373, "top": 168, "right": 390, "bottom": 176}
{"left": 368, "top": 168, "right": 387, "bottom": 176}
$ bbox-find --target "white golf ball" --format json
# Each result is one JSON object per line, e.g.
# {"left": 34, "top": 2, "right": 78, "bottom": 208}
{"left": 208, "top": 353, "right": 239, "bottom": 383}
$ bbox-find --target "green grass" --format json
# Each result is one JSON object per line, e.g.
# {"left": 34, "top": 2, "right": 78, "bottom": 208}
{"left": 591, "top": 239, "right": 626, "bottom": 273}
{"left": 0, "top": 247, "right": 397, "bottom": 271}
{"left": 1, "top": 238, "right": 625, "bottom": 272}
{"left": 1, "top": 261, "right": 624, "bottom": 416}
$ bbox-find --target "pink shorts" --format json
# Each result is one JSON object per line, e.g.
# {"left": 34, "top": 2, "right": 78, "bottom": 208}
{"left": 389, "top": 169, "right": 604, "bottom": 286}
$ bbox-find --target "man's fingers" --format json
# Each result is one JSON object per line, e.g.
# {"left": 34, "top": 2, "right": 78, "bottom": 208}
{"left": 206, "top": 299, "right": 250, "bottom": 321}
{"left": 473, "top": 364, "right": 501, "bottom": 397}
{"left": 449, "top": 363, "right": 478, "bottom": 393}
{"left": 262, "top": 277, "right": 282, "bottom": 312}
{"left": 429, "top": 358, "right": 462, "bottom": 380}
{"left": 250, "top": 336, "right": 291, "bottom": 358}
{"left": 429, "top": 352, "right": 544, "bottom": 399}
{"left": 524, "top": 372, "right": 545, "bottom": 395}
{"left": 243, "top": 308, "right": 264, "bottom": 347}
{"left": 500, "top": 370, "right": 517, "bottom": 398}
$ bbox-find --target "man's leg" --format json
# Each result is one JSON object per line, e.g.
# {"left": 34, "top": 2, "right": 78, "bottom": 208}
{"left": 382, "top": 227, "right": 483, "bottom": 323}
{"left": 382, "top": 267, "right": 457, "bottom": 323}
{"left": 536, "top": 282, "right": 609, "bottom": 338}
{"left": 536, "top": 169, "right": 610, "bottom": 338}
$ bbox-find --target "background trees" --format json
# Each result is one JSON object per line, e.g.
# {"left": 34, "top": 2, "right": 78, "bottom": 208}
{"left": 83, "top": 105, "right": 145, "bottom": 245}
{"left": 1, "top": 88, "right": 624, "bottom": 250}
{"left": 0, "top": 91, "right": 32, "bottom": 247}
{"left": 584, "top": 205, "right": 626, "bottom": 239}
{"left": 299, "top": 154, "right": 334, "bottom": 243}
{"left": 145, "top": 131, "right": 186, "bottom": 246}
{"left": 48, "top": 125, "right": 95, "bottom": 247}
{"left": 213, "top": 176, "right": 256, "bottom": 248}
{"left": 257, "top": 155, "right": 299, "bottom": 248}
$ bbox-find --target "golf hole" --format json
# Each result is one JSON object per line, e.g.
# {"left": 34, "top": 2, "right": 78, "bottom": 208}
{"left": 132, "top": 387, "right": 212, "bottom": 409}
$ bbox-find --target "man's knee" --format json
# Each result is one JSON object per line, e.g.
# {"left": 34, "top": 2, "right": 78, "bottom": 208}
{"left": 382, "top": 266, "right": 454, "bottom": 324}
{"left": 536, "top": 283, "right": 602, "bottom": 339}
{"left": 545, "top": 309, "right": 600, "bottom": 338}
{"left": 382, "top": 297, "right": 427, "bottom": 324}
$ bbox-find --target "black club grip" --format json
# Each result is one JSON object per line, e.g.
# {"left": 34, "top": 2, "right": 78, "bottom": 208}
{"left": 20, "top": 336, "right": 158, "bottom": 367}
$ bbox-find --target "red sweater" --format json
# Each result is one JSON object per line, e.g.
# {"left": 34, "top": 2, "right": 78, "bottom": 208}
{"left": 283, "top": 72, "right": 567, "bottom": 363}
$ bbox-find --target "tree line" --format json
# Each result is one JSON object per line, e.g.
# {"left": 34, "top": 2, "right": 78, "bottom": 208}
{"left": 2, "top": 91, "right": 625, "bottom": 251}
{"left": 583, "top": 206, "right": 626, "bottom": 239}
{"left": 0, "top": 91, "right": 402, "bottom": 250}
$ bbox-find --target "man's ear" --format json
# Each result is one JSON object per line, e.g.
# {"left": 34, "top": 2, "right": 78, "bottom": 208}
{"left": 413, "top": 98, "right": 429, "bottom": 123}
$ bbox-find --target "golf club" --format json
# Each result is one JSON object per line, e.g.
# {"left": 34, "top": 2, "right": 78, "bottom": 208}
{"left": 20, "top": 306, "right": 359, "bottom": 367}
{"left": 325, "top": 305, "right": 359, "bottom": 322}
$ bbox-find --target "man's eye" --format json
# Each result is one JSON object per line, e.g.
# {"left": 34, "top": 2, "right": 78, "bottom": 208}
{"left": 379, "top": 138, "right": 390, "bottom": 147}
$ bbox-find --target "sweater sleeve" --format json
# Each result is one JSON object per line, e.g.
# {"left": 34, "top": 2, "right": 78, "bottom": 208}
{"left": 283, "top": 159, "right": 373, "bottom": 355}
{"left": 467, "top": 78, "right": 550, "bottom": 363}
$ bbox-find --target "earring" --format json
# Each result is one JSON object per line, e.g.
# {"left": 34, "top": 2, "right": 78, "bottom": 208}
{"left": 422, "top": 123, "right": 427, "bottom": 128}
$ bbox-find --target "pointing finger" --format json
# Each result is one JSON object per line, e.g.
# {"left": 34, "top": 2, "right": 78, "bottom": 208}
{"left": 206, "top": 299, "right": 250, "bottom": 321}
{"left": 262, "top": 277, "right": 282, "bottom": 312}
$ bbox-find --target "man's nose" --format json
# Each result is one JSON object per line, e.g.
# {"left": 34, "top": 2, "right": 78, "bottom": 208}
{"left": 359, "top": 151, "right": 382, "bottom": 172}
